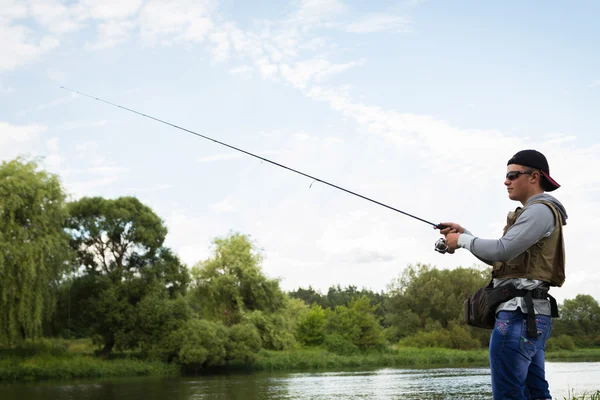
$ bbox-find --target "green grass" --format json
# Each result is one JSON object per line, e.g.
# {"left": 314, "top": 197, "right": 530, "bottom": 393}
{"left": 0, "top": 355, "right": 178, "bottom": 382}
{"left": 251, "top": 346, "right": 600, "bottom": 371}
{"left": 252, "top": 347, "right": 491, "bottom": 371}
{"left": 0, "top": 340, "right": 178, "bottom": 382}
{"left": 2, "top": 338, "right": 599, "bottom": 382}
{"left": 547, "top": 348, "right": 600, "bottom": 361}
{"left": 562, "top": 390, "right": 600, "bottom": 400}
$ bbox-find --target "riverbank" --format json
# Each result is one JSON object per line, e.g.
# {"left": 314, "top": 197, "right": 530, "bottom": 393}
{"left": 2, "top": 341, "right": 600, "bottom": 382}
{"left": 0, "top": 354, "right": 178, "bottom": 382}
{"left": 252, "top": 347, "right": 600, "bottom": 371}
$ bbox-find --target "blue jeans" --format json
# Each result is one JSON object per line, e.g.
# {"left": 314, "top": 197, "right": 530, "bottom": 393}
{"left": 489, "top": 310, "right": 552, "bottom": 400}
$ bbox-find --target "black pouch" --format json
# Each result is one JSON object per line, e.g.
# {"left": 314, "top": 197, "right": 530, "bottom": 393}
{"left": 486, "top": 283, "right": 524, "bottom": 309}
{"left": 463, "top": 279, "right": 496, "bottom": 329}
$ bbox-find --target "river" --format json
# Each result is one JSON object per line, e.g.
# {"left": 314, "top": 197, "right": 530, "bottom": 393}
{"left": 1, "top": 362, "right": 598, "bottom": 399}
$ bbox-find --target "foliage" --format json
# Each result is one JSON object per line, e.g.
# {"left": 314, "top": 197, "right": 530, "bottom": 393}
{"left": 553, "top": 295, "right": 600, "bottom": 340}
{"left": 226, "top": 322, "right": 263, "bottom": 364}
{"left": 398, "top": 325, "right": 481, "bottom": 350}
{"left": 295, "top": 304, "right": 327, "bottom": 346}
{"left": 62, "top": 196, "right": 189, "bottom": 355}
{"left": 288, "top": 284, "right": 387, "bottom": 321}
{"left": 189, "top": 233, "right": 296, "bottom": 350}
{"left": 0, "top": 158, "right": 72, "bottom": 345}
{"left": 547, "top": 334, "right": 576, "bottom": 351}
{"left": 323, "top": 334, "right": 360, "bottom": 355}
{"left": 385, "top": 264, "right": 490, "bottom": 338}
{"left": 189, "top": 233, "right": 287, "bottom": 326}
{"left": 325, "top": 295, "right": 383, "bottom": 349}
{"left": 563, "top": 390, "right": 600, "bottom": 400}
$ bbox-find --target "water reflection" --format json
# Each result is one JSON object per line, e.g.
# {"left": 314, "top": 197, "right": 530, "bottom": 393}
{"left": 0, "top": 362, "right": 598, "bottom": 400}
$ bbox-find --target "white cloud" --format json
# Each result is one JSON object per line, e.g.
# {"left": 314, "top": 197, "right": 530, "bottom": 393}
{"left": 47, "top": 68, "right": 67, "bottom": 83}
{"left": 123, "top": 184, "right": 173, "bottom": 192}
{"left": 139, "top": 0, "right": 216, "bottom": 44}
{"left": 255, "top": 57, "right": 279, "bottom": 80}
{"left": 208, "top": 29, "right": 231, "bottom": 62}
{"left": 57, "top": 120, "right": 109, "bottom": 131}
{"left": 85, "top": 19, "right": 136, "bottom": 49}
{"left": 197, "top": 152, "right": 243, "bottom": 163}
{"left": 0, "top": 81, "right": 14, "bottom": 93}
{"left": 82, "top": 0, "right": 144, "bottom": 20}
{"left": 287, "top": 0, "right": 347, "bottom": 27}
{"left": 46, "top": 137, "right": 60, "bottom": 152}
{"left": 28, "top": 0, "right": 87, "bottom": 34}
{"left": 346, "top": 14, "right": 413, "bottom": 33}
{"left": 0, "top": 23, "right": 60, "bottom": 71}
{"left": 209, "top": 195, "right": 236, "bottom": 213}
{"left": 0, "top": 0, "right": 28, "bottom": 20}
{"left": 0, "top": 122, "right": 46, "bottom": 160}
{"left": 230, "top": 65, "right": 252, "bottom": 76}
{"left": 590, "top": 80, "right": 600, "bottom": 88}
{"left": 33, "top": 92, "right": 78, "bottom": 112}
{"left": 280, "top": 58, "right": 366, "bottom": 89}
{"left": 75, "top": 140, "right": 99, "bottom": 153}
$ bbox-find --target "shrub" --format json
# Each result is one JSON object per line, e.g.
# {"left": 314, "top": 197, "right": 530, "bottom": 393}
{"left": 398, "top": 326, "right": 480, "bottom": 350}
{"left": 547, "top": 334, "right": 576, "bottom": 351}
{"left": 323, "top": 334, "right": 359, "bottom": 355}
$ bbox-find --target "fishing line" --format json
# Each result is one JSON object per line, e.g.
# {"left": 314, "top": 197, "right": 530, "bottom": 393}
{"left": 60, "top": 86, "right": 447, "bottom": 230}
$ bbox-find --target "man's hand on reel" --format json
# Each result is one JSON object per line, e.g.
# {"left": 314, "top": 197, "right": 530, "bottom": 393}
{"left": 434, "top": 222, "right": 464, "bottom": 254}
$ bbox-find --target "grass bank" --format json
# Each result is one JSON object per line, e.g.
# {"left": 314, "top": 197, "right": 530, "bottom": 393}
{"left": 563, "top": 390, "right": 600, "bottom": 400}
{"left": 253, "top": 347, "right": 489, "bottom": 371}
{"left": 0, "top": 341, "right": 177, "bottom": 382}
{"left": 2, "top": 339, "right": 599, "bottom": 382}
{"left": 252, "top": 346, "right": 600, "bottom": 371}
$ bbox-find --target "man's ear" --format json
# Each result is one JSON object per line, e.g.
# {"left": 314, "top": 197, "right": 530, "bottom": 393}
{"left": 531, "top": 170, "right": 542, "bottom": 185}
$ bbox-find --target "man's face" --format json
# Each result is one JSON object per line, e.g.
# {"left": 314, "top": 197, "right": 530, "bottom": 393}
{"left": 505, "top": 164, "right": 534, "bottom": 202}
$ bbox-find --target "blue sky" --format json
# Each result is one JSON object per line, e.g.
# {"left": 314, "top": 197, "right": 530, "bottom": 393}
{"left": 1, "top": 0, "right": 599, "bottom": 302}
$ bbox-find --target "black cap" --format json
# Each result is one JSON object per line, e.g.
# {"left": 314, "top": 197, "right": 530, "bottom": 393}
{"left": 507, "top": 149, "right": 560, "bottom": 192}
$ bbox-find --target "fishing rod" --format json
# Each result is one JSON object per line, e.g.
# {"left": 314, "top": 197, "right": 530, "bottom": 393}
{"left": 60, "top": 86, "right": 451, "bottom": 253}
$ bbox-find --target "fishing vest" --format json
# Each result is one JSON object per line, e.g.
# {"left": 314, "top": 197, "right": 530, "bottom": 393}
{"left": 492, "top": 200, "right": 565, "bottom": 287}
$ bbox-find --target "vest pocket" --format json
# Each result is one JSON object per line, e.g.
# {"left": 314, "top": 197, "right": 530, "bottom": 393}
{"left": 505, "top": 250, "right": 531, "bottom": 273}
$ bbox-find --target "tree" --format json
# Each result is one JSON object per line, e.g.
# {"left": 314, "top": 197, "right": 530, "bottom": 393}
{"left": 384, "top": 264, "right": 490, "bottom": 341}
{"left": 325, "top": 295, "right": 383, "bottom": 349}
{"left": 190, "top": 233, "right": 286, "bottom": 326}
{"left": 64, "top": 196, "right": 189, "bottom": 355}
{"left": 0, "top": 158, "right": 71, "bottom": 345}
{"left": 66, "top": 196, "right": 168, "bottom": 281}
{"left": 554, "top": 294, "right": 600, "bottom": 339}
{"left": 288, "top": 286, "right": 328, "bottom": 308}
{"left": 189, "top": 232, "right": 295, "bottom": 349}
{"left": 296, "top": 304, "right": 327, "bottom": 345}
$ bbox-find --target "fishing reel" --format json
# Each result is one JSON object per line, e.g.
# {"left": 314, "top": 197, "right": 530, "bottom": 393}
{"left": 434, "top": 238, "right": 449, "bottom": 254}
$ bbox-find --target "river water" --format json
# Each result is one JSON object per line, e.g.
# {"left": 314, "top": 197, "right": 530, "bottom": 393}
{"left": 1, "top": 362, "right": 598, "bottom": 399}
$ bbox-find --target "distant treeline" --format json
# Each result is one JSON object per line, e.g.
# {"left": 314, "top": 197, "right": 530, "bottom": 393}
{"left": 1, "top": 157, "right": 598, "bottom": 372}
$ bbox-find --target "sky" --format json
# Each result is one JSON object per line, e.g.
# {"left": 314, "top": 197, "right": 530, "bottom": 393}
{"left": 1, "top": 0, "right": 599, "bottom": 303}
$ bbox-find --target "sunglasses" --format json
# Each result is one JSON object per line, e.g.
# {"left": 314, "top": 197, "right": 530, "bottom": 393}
{"left": 506, "top": 171, "right": 534, "bottom": 181}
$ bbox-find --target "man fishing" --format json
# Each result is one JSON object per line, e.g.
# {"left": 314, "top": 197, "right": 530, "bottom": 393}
{"left": 437, "top": 149, "right": 567, "bottom": 400}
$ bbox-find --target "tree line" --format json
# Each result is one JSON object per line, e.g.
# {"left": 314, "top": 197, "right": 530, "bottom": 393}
{"left": 1, "top": 158, "right": 598, "bottom": 369}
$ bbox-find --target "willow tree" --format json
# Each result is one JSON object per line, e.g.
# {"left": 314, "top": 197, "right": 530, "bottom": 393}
{"left": 0, "top": 158, "right": 71, "bottom": 345}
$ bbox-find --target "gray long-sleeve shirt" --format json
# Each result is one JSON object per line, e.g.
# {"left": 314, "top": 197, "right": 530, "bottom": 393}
{"left": 457, "top": 193, "right": 568, "bottom": 315}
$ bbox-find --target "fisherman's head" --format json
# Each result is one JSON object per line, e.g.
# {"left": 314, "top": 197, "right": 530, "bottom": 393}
{"left": 505, "top": 149, "right": 560, "bottom": 203}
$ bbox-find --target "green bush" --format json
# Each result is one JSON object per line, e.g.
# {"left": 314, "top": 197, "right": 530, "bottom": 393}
{"left": 398, "top": 326, "right": 480, "bottom": 350}
{"left": 323, "top": 334, "right": 360, "bottom": 355}
{"left": 296, "top": 304, "right": 327, "bottom": 346}
{"left": 325, "top": 296, "right": 383, "bottom": 349}
{"left": 226, "top": 322, "right": 263, "bottom": 364}
{"left": 547, "top": 334, "right": 576, "bottom": 351}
